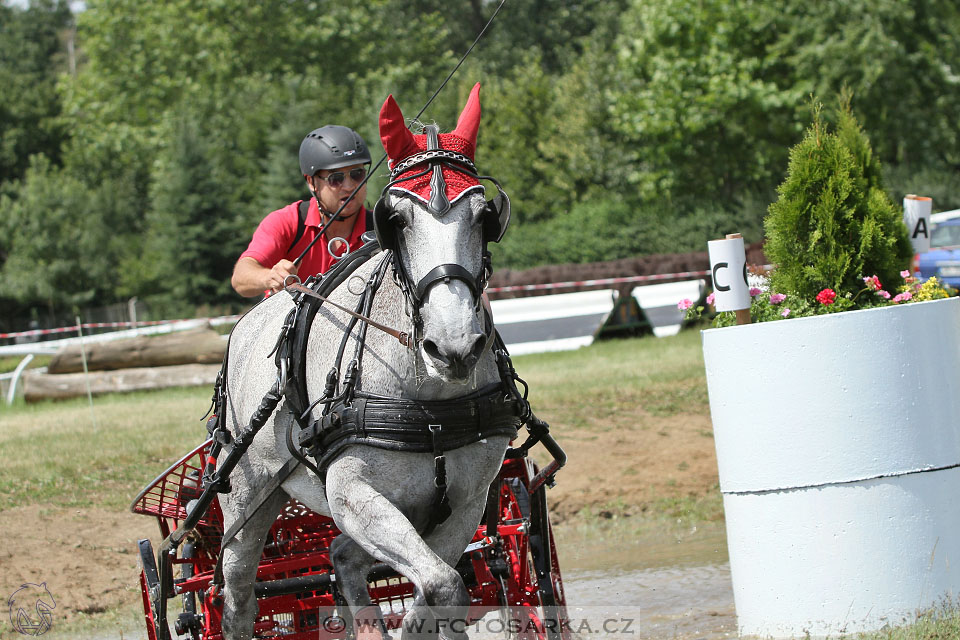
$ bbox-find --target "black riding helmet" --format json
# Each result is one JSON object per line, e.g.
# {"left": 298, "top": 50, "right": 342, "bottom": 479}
{"left": 298, "top": 125, "right": 371, "bottom": 176}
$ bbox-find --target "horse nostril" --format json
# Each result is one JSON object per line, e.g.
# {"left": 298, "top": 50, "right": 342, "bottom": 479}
{"left": 422, "top": 339, "right": 447, "bottom": 364}
{"left": 469, "top": 334, "right": 487, "bottom": 361}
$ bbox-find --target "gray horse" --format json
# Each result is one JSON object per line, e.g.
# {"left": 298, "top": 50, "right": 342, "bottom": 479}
{"left": 218, "top": 84, "right": 512, "bottom": 640}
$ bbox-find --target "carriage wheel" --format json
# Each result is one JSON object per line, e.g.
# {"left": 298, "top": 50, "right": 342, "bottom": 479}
{"left": 138, "top": 540, "right": 162, "bottom": 640}
{"left": 174, "top": 542, "right": 202, "bottom": 640}
{"left": 498, "top": 479, "right": 567, "bottom": 640}
{"left": 527, "top": 482, "right": 568, "bottom": 640}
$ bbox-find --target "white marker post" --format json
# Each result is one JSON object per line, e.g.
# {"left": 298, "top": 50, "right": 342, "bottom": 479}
{"left": 708, "top": 233, "right": 751, "bottom": 325}
{"left": 904, "top": 194, "right": 933, "bottom": 254}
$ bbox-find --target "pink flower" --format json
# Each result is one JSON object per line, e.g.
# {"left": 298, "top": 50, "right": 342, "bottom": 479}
{"left": 900, "top": 270, "right": 911, "bottom": 279}
{"left": 862, "top": 275, "right": 882, "bottom": 291}
{"left": 781, "top": 308, "right": 791, "bottom": 317}
{"left": 749, "top": 287, "right": 762, "bottom": 297}
{"left": 706, "top": 292, "right": 715, "bottom": 305}
{"left": 769, "top": 293, "right": 786, "bottom": 305}
{"left": 678, "top": 298, "right": 693, "bottom": 310}
{"left": 893, "top": 292, "right": 913, "bottom": 303}
{"left": 877, "top": 290, "right": 891, "bottom": 299}
{"left": 816, "top": 288, "right": 836, "bottom": 305}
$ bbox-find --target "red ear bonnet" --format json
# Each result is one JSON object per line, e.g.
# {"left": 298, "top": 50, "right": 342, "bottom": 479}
{"left": 378, "top": 83, "right": 483, "bottom": 204}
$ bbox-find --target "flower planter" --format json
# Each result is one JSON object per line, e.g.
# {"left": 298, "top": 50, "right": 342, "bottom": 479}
{"left": 702, "top": 297, "right": 960, "bottom": 638}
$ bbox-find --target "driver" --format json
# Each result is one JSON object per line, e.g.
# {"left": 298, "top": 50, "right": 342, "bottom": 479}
{"left": 231, "top": 125, "right": 373, "bottom": 297}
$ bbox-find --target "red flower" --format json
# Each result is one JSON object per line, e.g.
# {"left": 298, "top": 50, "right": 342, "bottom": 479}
{"left": 863, "top": 275, "right": 882, "bottom": 291}
{"left": 816, "top": 288, "right": 837, "bottom": 305}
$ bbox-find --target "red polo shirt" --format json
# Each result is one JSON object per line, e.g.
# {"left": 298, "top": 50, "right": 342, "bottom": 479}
{"left": 240, "top": 199, "right": 369, "bottom": 281}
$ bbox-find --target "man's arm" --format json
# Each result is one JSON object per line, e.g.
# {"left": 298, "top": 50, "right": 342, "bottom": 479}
{"left": 231, "top": 256, "right": 299, "bottom": 297}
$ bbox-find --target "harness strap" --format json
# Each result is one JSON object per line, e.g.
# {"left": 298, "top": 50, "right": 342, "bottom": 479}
{"left": 286, "top": 199, "right": 310, "bottom": 254}
{"left": 284, "top": 238, "right": 383, "bottom": 431}
{"left": 218, "top": 455, "right": 301, "bottom": 559}
{"left": 422, "top": 423, "right": 452, "bottom": 537}
{"left": 297, "top": 384, "right": 521, "bottom": 468}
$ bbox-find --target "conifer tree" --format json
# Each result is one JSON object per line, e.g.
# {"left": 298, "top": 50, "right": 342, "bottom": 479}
{"left": 765, "top": 100, "right": 912, "bottom": 302}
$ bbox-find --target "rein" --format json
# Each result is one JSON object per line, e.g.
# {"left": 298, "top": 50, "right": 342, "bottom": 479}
{"left": 285, "top": 280, "right": 412, "bottom": 349}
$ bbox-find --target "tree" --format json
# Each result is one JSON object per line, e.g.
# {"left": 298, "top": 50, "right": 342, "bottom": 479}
{"left": 0, "top": 155, "right": 97, "bottom": 310}
{"left": 766, "top": 0, "right": 960, "bottom": 170}
{"left": 0, "top": 0, "right": 72, "bottom": 185}
{"left": 609, "top": 0, "right": 795, "bottom": 208}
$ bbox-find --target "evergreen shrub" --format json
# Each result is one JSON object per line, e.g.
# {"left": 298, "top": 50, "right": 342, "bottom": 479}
{"left": 764, "top": 98, "right": 913, "bottom": 302}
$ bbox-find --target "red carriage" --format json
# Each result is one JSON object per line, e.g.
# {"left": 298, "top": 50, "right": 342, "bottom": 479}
{"left": 132, "top": 438, "right": 569, "bottom": 640}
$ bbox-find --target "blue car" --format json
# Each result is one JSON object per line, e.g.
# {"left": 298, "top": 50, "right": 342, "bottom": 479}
{"left": 917, "top": 219, "right": 960, "bottom": 288}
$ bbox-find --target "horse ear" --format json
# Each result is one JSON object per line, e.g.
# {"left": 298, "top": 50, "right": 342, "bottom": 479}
{"left": 379, "top": 94, "right": 419, "bottom": 166}
{"left": 451, "top": 83, "right": 482, "bottom": 151}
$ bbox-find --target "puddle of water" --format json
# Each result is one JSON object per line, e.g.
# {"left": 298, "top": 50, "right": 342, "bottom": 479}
{"left": 554, "top": 521, "right": 738, "bottom": 639}
{"left": 556, "top": 521, "right": 730, "bottom": 572}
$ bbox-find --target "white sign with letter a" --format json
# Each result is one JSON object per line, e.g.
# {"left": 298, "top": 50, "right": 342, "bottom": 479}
{"left": 904, "top": 194, "right": 932, "bottom": 254}
{"left": 708, "top": 237, "right": 751, "bottom": 312}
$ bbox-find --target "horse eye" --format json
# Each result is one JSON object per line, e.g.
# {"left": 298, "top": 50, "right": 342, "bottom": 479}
{"left": 389, "top": 211, "right": 407, "bottom": 229}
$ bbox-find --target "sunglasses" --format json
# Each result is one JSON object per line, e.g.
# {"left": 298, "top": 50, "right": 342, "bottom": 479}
{"left": 317, "top": 167, "right": 367, "bottom": 188}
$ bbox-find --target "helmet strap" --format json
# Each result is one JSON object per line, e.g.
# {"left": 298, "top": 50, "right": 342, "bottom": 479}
{"left": 308, "top": 187, "right": 358, "bottom": 225}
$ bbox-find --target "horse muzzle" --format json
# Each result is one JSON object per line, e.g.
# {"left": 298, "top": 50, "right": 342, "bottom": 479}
{"left": 421, "top": 330, "right": 488, "bottom": 381}
{"left": 417, "top": 280, "right": 489, "bottom": 382}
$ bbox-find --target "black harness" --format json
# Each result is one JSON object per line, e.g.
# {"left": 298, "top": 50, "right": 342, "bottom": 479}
{"left": 278, "top": 238, "right": 521, "bottom": 535}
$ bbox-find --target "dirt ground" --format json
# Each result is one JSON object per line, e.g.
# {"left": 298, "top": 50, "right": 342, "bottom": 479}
{"left": 0, "top": 408, "right": 720, "bottom": 629}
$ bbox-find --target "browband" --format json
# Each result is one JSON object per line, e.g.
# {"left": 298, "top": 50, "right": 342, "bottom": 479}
{"left": 390, "top": 149, "right": 477, "bottom": 178}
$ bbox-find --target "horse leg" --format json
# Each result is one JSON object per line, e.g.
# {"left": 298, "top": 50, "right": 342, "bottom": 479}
{"left": 400, "top": 494, "right": 489, "bottom": 640}
{"left": 219, "top": 490, "right": 287, "bottom": 640}
{"left": 326, "top": 478, "right": 471, "bottom": 640}
{"left": 329, "top": 534, "right": 390, "bottom": 640}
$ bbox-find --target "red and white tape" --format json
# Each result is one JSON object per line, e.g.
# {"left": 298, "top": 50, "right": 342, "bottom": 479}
{"left": 0, "top": 315, "right": 241, "bottom": 340}
{"left": 485, "top": 270, "right": 710, "bottom": 294}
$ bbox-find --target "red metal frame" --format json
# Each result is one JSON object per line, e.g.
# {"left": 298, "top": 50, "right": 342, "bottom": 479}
{"left": 133, "top": 442, "right": 568, "bottom": 640}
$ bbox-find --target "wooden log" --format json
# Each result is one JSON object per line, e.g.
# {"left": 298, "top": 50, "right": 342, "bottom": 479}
{"left": 22, "top": 363, "right": 222, "bottom": 402}
{"left": 47, "top": 327, "right": 226, "bottom": 374}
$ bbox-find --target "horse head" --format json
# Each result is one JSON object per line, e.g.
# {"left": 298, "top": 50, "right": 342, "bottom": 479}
{"left": 375, "top": 83, "right": 510, "bottom": 383}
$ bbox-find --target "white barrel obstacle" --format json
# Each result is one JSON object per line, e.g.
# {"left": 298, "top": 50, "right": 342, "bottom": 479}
{"left": 702, "top": 297, "right": 960, "bottom": 637}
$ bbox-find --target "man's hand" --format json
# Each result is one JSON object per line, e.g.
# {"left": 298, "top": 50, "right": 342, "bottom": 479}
{"left": 265, "top": 259, "right": 299, "bottom": 293}
{"left": 231, "top": 256, "right": 299, "bottom": 297}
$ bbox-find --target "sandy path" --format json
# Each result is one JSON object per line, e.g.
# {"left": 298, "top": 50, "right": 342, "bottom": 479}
{"left": 0, "top": 407, "right": 720, "bottom": 632}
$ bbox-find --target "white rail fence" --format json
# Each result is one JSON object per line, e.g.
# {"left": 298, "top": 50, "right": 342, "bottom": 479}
{"left": 2, "top": 278, "right": 707, "bottom": 404}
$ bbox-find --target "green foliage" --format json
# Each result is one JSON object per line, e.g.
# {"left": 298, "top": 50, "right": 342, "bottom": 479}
{"left": 0, "top": 0, "right": 72, "bottom": 185}
{"left": 609, "top": 0, "right": 795, "bottom": 206}
{"left": 764, "top": 101, "right": 912, "bottom": 301}
{"left": 1, "top": 0, "right": 958, "bottom": 325}
{"left": 766, "top": 0, "right": 960, "bottom": 169}
{"left": 0, "top": 156, "right": 99, "bottom": 309}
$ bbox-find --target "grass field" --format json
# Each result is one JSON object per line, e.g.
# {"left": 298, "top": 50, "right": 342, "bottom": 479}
{"left": 2, "top": 330, "right": 959, "bottom": 639}
{"left": 0, "top": 331, "right": 712, "bottom": 514}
